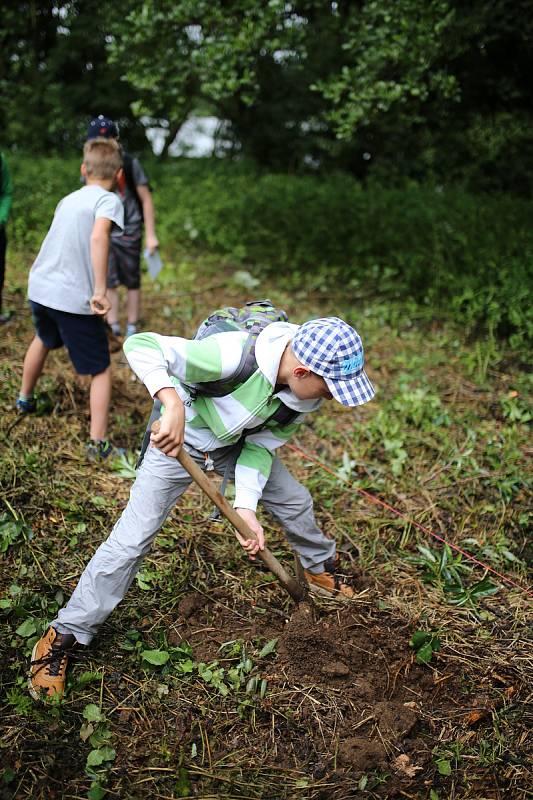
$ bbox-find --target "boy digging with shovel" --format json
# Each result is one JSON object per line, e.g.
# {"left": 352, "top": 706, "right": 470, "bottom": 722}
{"left": 29, "top": 315, "right": 375, "bottom": 699}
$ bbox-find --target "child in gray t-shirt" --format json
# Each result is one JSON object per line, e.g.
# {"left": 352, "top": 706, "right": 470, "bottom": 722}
{"left": 17, "top": 138, "right": 125, "bottom": 462}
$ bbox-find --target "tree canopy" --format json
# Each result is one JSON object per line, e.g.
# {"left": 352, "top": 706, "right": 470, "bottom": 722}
{"left": 2, "top": 0, "right": 533, "bottom": 190}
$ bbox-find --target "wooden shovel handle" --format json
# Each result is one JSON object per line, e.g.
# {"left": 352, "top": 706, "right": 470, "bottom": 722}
{"left": 150, "top": 421, "right": 306, "bottom": 602}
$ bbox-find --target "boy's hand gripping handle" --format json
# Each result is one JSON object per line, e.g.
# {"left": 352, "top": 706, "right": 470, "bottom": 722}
{"left": 150, "top": 420, "right": 307, "bottom": 603}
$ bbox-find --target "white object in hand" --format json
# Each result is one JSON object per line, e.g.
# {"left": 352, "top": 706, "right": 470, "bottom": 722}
{"left": 144, "top": 247, "right": 163, "bottom": 280}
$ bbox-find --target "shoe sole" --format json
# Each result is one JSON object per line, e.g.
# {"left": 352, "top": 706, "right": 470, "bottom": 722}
{"left": 307, "top": 583, "right": 354, "bottom": 601}
{"left": 28, "top": 641, "right": 41, "bottom": 701}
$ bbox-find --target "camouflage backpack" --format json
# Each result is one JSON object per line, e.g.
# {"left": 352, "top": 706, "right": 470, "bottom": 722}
{"left": 182, "top": 299, "right": 288, "bottom": 398}
{"left": 137, "top": 300, "right": 292, "bottom": 468}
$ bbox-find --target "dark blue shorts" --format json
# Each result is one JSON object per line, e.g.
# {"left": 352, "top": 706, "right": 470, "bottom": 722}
{"left": 29, "top": 301, "right": 110, "bottom": 376}
{"left": 108, "top": 233, "right": 142, "bottom": 289}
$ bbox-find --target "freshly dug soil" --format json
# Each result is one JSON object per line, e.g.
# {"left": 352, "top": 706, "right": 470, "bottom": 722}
{"left": 170, "top": 584, "right": 466, "bottom": 795}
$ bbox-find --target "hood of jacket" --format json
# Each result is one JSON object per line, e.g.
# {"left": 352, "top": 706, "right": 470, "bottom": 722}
{"left": 255, "top": 321, "right": 323, "bottom": 413}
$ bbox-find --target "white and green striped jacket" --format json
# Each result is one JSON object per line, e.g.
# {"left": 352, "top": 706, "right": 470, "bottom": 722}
{"left": 124, "top": 322, "right": 323, "bottom": 511}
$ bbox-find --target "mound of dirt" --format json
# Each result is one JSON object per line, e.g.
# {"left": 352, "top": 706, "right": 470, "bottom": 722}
{"left": 175, "top": 586, "right": 463, "bottom": 792}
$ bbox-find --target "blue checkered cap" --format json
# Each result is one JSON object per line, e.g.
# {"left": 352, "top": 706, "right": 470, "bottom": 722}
{"left": 292, "top": 317, "right": 375, "bottom": 407}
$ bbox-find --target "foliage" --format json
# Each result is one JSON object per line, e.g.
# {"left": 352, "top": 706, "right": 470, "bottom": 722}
{"left": 445, "top": 575, "right": 500, "bottom": 608}
{"left": 109, "top": 451, "right": 137, "bottom": 479}
{"left": 80, "top": 702, "right": 116, "bottom": 800}
{"left": 1, "top": 238, "right": 530, "bottom": 800}
{"left": 314, "top": 0, "right": 459, "bottom": 139}
{"left": 409, "top": 544, "right": 500, "bottom": 610}
{"left": 134, "top": 636, "right": 272, "bottom": 702}
{"left": 0, "top": 514, "right": 32, "bottom": 554}
{"left": 0, "top": 1, "right": 146, "bottom": 153}
{"left": 2, "top": 1, "right": 533, "bottom": 188}
{"left": 410, "top": 544, "right": 471, "bottom": 588}
{"left": 156, "top": 161, "right": 532, "bottom": 351}
{"left": 409, "top": 630, "right": 441, "bottom": 664}
{"left": 7, "top": 154, "right": 533, "bottom": 351}
{"left": 104, "top": 0, "right": 533, "bottom": 186}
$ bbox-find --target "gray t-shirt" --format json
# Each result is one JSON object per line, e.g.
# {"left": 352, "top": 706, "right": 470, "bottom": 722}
{"left": 113, "top": 156, "right": 148, "bottom": 237}
{"left": 28, "top": 185, "right": 124, "bottom": 315}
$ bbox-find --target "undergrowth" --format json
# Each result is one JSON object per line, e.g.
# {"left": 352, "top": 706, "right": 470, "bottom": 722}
{"left": 7, "top": 156, "right": 533, "bottom": 354}
{"left": 0, "top": 245, "right": 531, "bottom": 799}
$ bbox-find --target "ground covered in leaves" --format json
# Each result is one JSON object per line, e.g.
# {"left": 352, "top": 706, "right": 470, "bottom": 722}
{"left": 0, "top": 251, "right": 531, "bottom": 799}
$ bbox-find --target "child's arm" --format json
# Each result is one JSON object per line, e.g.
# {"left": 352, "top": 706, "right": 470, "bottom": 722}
{"left": 150, "top": 386, "right": 185, "bottom": 458}
{"left": 124, "top": 331, "right": 247, "bottom": 396}
{"left": 232, "top": 419, "right": 303, "bottom": 555}
{"left": 90, "top": 217, "right": 112, "bottom": 315}
{"left": 124, "top": 331, "right": 247, "bottom": 451}
{"left": 136, "top": 184, "right": 158, "bottom": 253}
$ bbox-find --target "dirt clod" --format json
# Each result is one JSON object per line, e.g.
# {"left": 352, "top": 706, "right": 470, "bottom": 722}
{"left": 375, "top": 701, "right": 418, "bottom": 738}
{"left": 321, "top": 661, "right": 350, "bottom": 677}
{"left": 178, "top": 591, "right": 208, "bottom": 619}
{"left": 337, "top": 737, "right": 387, "bottom": 770}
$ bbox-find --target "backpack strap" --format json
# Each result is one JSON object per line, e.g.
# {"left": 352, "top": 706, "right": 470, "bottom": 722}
{"left": 136, "top": 398, "right": 163, "bottom": 468}
{"left": 122, "top": 152, "right": 144, "bottom": 218}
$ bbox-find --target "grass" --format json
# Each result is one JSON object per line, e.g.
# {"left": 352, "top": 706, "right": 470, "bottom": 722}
{"left": 0, "top": 247, "right": 531, "bottom": 799}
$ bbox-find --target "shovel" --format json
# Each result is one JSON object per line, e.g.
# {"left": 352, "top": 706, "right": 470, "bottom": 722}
{"left": 151, "top": 420, "right": 309, "bottom": 604}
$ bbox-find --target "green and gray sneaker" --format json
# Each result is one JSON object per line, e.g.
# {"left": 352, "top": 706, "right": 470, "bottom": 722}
{"left": 86, "top": 439, "right": 125, "bottom": 462}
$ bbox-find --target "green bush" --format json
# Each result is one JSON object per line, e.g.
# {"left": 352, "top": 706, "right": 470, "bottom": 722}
{"left": 8, "top": 156, "right": 80, "bottom": 253}
{"left": 7, "top": 156, "right": 533, "bottom": 350}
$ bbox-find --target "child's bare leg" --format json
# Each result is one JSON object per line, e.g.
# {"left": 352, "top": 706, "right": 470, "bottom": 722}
{"left": 126, "top": 288, "right": 140, "bottom": 325}
{"left": 106, "top": 288, "right": 120, "bottom": 327}
{"left": 20, "top": 336, "right": 49, "bottom": 397}
{"left": 89, "top": 365, "right": 112, "bottom": 440}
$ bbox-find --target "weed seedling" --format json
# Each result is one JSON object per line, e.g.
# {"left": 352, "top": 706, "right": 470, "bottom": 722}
{"left": 409, "top": 630, "right": 441, "bottom": 664}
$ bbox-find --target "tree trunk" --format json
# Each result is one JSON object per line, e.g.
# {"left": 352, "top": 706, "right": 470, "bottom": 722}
{"left": 159, "top": 117, "right": 187, "bottom": 159}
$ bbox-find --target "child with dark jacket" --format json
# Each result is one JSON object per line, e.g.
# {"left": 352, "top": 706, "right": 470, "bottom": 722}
{"left": 86, "top": 115, "right": 159, "bottom": 339}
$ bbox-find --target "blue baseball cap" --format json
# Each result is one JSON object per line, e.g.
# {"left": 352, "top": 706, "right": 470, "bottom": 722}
{"left": 87, "top": 115, "right": 119, "bottom": 140}
{"left": 292, "top": 317, "right": 375, "bottom": 407}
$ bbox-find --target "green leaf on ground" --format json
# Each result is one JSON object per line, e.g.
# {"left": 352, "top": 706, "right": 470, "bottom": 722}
{"left": 16, "top": 619, "right": 37, "bottom": 637}
{"left": 83, "top": 704, "right": 104, "bottom": 723}
{"left": 415, "top": 642, "right": 435, "bottom": 663}
{"left": 259, "top": 638, "right": 278, "bottom": 658}
{"left": 174, "top": 766, "right": 191, "bottom": 797}
{"left": 141, "top": 649, "right": 170, "bottom": 666}
{"left": 88, "top": 782, "right": 107, "bottom": 800}
{"left": 436, "top": 759, "right": 452, "bottom": 776}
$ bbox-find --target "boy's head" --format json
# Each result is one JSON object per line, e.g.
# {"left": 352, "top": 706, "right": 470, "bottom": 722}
{"left": 286, "top": 317, "right": 375, "bottom": 406}
{"left": 82, "top": 138, "right": 122, "bottom": 183}
{"left": 87, "top": 115, "right": 119, "bottom": 141}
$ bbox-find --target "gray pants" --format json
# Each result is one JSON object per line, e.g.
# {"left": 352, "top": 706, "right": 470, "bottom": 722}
{"left": 53, "top": 445, "right": 335, "bottom": 644}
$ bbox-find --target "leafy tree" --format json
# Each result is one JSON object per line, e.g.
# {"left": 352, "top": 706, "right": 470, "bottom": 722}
{"left": 2, "top": 0, "right": 533, "bottom": 190}
{"left": 107, "top": 0, "right": 311, "bottom": 159}
{"left": 107, "top": 0, "right": 533, "bottom": 190}
{"left": 314, "top": 0, "right": 459, "bottom": 141}
{"left": 0, "top": 1, "right": 147, "bottom": 153}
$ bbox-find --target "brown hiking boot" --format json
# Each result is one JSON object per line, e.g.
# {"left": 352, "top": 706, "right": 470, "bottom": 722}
{"left": 304, "top": 557, "right": 355, "bottom": 599}
{"left": 28, "top": 627, "right": 77, "bottom": 700}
